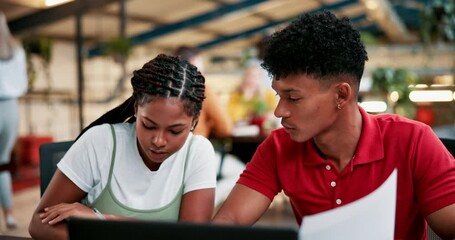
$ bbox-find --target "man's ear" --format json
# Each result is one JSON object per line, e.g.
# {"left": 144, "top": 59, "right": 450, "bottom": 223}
{"left": 335, "top": 82, "right": 352, "bottom": 107}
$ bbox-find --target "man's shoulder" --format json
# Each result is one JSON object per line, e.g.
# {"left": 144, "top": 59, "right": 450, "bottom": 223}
{"left": 370, "top": 113, "right": 428, "bottom": 130}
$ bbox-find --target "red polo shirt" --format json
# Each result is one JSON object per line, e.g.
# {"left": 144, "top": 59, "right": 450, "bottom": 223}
{"left": 238, "top": 106, "right": 455, "bottom": 239}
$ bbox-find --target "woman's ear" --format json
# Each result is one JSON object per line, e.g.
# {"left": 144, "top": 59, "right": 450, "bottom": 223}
{"left": 191, "top": 116, "right": 200, "bottom": 131}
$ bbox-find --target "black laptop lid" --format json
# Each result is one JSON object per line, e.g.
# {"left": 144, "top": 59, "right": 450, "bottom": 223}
{"left": 67, "top": 218, "right": 298, "bottom": 240}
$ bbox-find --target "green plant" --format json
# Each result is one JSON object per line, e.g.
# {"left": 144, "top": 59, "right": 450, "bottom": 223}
{"left": 22, "top": 36, "right": 53, "bottom": 91}
{"left": 104, "top": 36, "right": 132, "bottom": 61}
{"left": 360, "top": 31, "right": 379, "bottom": 46}
{"left": 419, "top": 0, "right": 455, "bottom": 44}
{"left": 253, "top": 99, "right": 268, "bottom": 117}
{"left": 371, "top": 67, "right": 419, "bottom": 118}
{"left": 372, "top": 68, "right": 417, "bottom": 100}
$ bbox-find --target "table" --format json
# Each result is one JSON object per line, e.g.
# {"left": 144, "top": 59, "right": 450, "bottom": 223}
{"left": 229, "top": 135, "right": 267, "bottom": 164}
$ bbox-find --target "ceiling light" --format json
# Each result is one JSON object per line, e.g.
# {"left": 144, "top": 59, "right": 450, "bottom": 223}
{"left": 389, "top": 91, "right": 399, "bottom": 102}
{"left": 414, "top": 84, "right": 428, "bottom": 88}
{"left": 409, "top": 90, "right": 454, "bottom": 102}
{"left": 359, "top": 101, "right": 388, "bottom": 113}
{"left": 45, "top": 0, "right": 73, "bottom": 7}
{"left": 365, "top": 0, "right": 379, "bottom": 10}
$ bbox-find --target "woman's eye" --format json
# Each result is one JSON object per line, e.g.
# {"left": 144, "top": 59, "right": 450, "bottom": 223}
{"left": 288, "top": 97, "right": 300, "bottom": 102}
{"left": 170, "top": 130, "right": 184, "bottom": 135}
{"left": 142, "top": 122, "right": 155, "bottom": 130}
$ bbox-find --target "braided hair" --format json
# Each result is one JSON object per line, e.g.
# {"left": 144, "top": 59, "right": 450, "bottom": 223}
{"left": 76, "top": 54, "right": 205, "bottom": 140}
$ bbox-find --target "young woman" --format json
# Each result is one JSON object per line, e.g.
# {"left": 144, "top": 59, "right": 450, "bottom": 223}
{"left": 29, "top": 54, "right": 216, "bottom": 240}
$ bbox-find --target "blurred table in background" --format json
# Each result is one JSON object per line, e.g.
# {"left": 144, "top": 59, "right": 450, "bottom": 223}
{"left": 230, "top": 135, "right": 267, "bottom": 164}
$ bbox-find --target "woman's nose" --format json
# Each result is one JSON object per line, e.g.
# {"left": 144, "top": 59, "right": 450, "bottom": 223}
{"left": 152, "top": 134, "right": 166, "bottom": 148}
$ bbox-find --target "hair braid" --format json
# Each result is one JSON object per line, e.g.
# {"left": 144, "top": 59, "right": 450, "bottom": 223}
{"left": 132, "top": 54, "right": 205, "bottom": 116}
{"left": 77, "top": 54, "right": 205, "bottom": 140}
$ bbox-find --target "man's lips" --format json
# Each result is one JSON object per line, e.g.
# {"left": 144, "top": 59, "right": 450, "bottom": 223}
{"left": 281, "top": 122, "right": 294, "bottom": 130}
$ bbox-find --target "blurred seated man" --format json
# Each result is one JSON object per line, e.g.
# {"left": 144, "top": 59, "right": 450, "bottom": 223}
{"left": 174, "top": 46, "right": 245, "bottom": 207}
{"left": 227, "top": 60, "right": 277, "bottom": 136}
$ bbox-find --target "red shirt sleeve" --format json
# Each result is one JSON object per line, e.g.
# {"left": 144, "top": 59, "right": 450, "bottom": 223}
{"left": 237, "top": 134, "right": 281, "bottom": 200}
{"left": 413, "top": 126, "right": 455, "bottom": 216}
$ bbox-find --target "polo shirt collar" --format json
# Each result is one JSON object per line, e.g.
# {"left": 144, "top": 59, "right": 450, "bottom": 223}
{"left": 354, "top": 106, "right": 384, "bottom": 165}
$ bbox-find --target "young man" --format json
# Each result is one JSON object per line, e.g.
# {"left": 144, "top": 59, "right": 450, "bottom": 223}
{"left": 212, "top": 11, "right": 455, "bottom": 239}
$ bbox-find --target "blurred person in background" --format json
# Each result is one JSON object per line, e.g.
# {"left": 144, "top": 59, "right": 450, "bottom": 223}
{"left": 174, "top": 46, "right": 245, "bottom": 207}
{"left": 227, "top": 60, "right": 277, "bottom": 135}
{"left": 0, "top": 11, "right": 28, "bottom": 230}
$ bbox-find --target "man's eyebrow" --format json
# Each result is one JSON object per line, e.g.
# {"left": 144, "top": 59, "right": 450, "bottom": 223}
{"left": 142, "top": 116, "right": 187, "bottom": 128}
{"left": 275, "top": 88, "right": 300, "bottom": 94}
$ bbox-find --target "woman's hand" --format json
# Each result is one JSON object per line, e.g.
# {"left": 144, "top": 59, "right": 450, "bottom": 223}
{"left": 39, "top": 202, "right": 98, "bottom": 225}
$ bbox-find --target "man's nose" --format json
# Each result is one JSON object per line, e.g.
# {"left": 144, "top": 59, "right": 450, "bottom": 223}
{"left": 274, "top": 100, "right": 290, "bottom": 118}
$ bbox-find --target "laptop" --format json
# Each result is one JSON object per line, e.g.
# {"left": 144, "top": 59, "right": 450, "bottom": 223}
{"left": 67, "top": 218, "right": 298, "bottom": 240}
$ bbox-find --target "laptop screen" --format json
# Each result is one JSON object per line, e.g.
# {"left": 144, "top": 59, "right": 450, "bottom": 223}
{"left": 67, "top": 218, "right": 298, "bottom": 240}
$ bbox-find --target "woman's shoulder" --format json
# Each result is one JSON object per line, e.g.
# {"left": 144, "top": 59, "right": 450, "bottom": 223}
{"left": 189, "top": 133, "right": 212, "bottom": 147}
{"left": 83, "top": 123, "right": 112, "bottom": 136}
{"left": 186, "top": 134, "right": 214, "bottom": 155}
{"left": 79, "top": 123, "right": 135, "bottom": 143}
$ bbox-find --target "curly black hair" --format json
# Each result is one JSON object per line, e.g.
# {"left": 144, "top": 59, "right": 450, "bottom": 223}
{"left": 262, "top": 10, "right": 368, "bottom": 88}
{"left": 77, "top": 54, "right": 205, "bottom": 139}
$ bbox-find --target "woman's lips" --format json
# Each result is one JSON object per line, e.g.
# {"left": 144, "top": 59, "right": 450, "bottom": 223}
{"left": 150, "top": 149, "right": 167, "bottom": 155}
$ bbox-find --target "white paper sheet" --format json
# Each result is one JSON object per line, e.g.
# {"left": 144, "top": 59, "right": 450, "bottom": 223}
{"left": 299, "top": 169, "right": 397, "bottom": 240}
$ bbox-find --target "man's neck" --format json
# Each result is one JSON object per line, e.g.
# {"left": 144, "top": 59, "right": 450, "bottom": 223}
{"left": 313, "top": 105, "right": 363, "bottom": 172}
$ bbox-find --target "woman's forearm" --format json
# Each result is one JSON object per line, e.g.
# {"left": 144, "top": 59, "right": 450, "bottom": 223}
{"left": 29, "top": 212, "right": 68, "bottom": 240}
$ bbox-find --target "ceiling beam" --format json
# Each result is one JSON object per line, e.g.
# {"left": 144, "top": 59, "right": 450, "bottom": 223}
{"left": 358, "top": 0, "right": 416, "bottom": 43}
{"left": 87, "top": 0, "right": 268, "bottom": 57}
{"left": 8, "top": 0, "right": 118, "bottom": 34}
{"left": 198, "top": 0, "right": 358, "bottom": 50}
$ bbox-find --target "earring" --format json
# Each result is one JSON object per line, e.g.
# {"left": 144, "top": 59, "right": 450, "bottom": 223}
{"left": 337, "top": 103, "right": 342, "bottom": 110}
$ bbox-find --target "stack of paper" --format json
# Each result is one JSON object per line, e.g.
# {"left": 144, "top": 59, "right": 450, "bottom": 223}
{"left": 299, "top": 169, "right": 397, "bottom": 240}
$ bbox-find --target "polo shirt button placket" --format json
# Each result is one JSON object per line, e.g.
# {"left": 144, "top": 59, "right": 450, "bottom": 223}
{"left": 330, "top": 181, "right": 336, "bottom": 187}
{"left": 325, "top": 165, "right": 331, "bottom": 171}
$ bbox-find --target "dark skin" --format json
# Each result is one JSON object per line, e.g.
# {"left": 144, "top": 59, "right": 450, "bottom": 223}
{"left": 213, "top": 74, "right": 455, "bottom": 239}
{"left": 29, "top": 171, "right": 215, "bottom": 240}
{"left": 29, "top": 98, "right": 215, "bottom": 240}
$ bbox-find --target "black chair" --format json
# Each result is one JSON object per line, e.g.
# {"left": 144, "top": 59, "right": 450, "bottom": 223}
{"left": 39, "top": 140, "right": 74, "bottom": 196}
{"left": 440, "top": 138, "right": 455, "bottom": 157}
{"left": 209, "top": 138, "right": 232, "bottom": 181}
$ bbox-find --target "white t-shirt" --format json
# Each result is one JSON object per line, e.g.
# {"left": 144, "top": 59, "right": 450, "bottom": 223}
{"left": 58, "top": 123, "right": 216, "bottom": 209}
{"left": 0, "top": 47, "right": 28, "bottom": 98}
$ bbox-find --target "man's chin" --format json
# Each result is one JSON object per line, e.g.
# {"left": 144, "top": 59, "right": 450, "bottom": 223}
{"left": 288, "top": 132, "right": 309, "bottom": 143}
